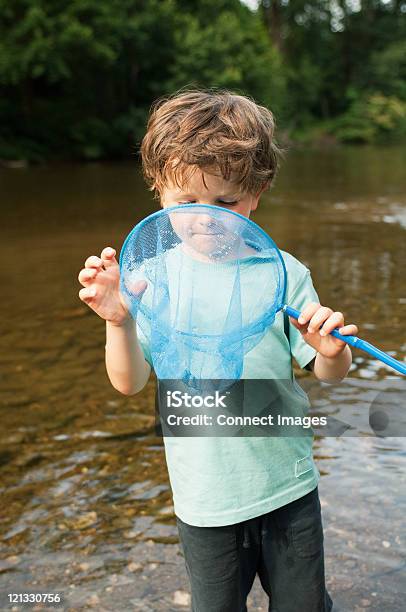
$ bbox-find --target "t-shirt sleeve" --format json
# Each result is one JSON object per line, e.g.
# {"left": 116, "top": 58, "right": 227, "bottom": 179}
{"left": 287, "top": 268, "right": 320, "bottom": 369}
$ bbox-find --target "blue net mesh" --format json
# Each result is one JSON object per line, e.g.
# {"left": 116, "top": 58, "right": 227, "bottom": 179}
{"left": 119, "top": 204, "right": 286, "bottom": 387}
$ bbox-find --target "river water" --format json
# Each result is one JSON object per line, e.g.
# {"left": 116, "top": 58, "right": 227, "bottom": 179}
{"left": 1, "top": 146, "right": 405, "bottom": 611}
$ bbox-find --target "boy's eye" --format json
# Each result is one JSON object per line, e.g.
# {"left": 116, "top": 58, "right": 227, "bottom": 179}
{"left": 177, "top": 200, "right": 238, "bottom": 205}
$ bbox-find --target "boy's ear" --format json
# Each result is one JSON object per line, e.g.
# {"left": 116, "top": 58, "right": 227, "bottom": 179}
{"left": 255, "top": 181, "right": 270, "bottom": 198}
{"left": 251, "top": 181, "right": 270, "bottom": 210}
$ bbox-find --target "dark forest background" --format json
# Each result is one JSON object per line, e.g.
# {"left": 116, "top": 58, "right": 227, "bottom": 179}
{"left": 1, "top": 0, "right": 405, "bottom": 161}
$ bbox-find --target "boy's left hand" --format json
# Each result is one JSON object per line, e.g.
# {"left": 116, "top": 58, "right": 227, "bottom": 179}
{"left": 289, "top": 302, "right": 358, "bottom": 359}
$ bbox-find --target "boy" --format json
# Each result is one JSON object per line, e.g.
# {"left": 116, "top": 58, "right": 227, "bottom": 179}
{"left": 78, "top": 89, "right": 358, "bottom": 611}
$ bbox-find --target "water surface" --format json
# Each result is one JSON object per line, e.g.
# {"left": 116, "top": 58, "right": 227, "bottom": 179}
{"left": 1, "top": 146, "right": 405, "bottom": 611}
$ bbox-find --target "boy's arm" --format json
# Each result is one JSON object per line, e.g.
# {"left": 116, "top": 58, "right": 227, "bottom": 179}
{"left": 312, "top": 345, "right": 352, "bottom": 383}
{"left": 78, "top": 246, "right": 150, "bottom": 395}
{"left": 105, "top": 319, "right": 151, "bottom": 395}
{"left": 303, "top": 348, "right": 352, "bottom": 381}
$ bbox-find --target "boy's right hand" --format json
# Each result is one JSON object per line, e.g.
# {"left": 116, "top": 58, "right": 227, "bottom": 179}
{"left": 78, "top": 247, "right": 147, "bottom": 326}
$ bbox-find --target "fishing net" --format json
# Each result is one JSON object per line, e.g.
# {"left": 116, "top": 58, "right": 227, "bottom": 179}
{"left": 119, "top": 204, "right": 286, "bottom": 387}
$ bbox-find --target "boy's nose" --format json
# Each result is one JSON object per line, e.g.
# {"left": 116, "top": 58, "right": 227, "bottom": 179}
{"left": 195, "top": 214, "right": 221, "bottom": 232}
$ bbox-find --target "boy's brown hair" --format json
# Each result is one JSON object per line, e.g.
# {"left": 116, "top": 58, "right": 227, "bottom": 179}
{"left": 140, "top": 88, "right": 283, "bottom": 200}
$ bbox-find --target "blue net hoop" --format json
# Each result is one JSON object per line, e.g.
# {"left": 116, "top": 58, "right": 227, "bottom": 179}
{"left": 119, "top": 204, "right": 287, "bottom": 387}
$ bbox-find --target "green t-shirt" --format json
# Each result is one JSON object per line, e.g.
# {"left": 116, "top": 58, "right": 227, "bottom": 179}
{"left": 134, "top": 246, "right": 320, "bottom": 526}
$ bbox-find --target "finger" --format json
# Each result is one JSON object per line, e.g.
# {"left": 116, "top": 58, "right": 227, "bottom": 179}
{"left": 79, "top": 286, "right": 97, "bottom": 303}
{"left": 307, "top": 306, "right": 334, "bottom": 333}
{"left": 289, "top": 318, "right": 310, "bottom": 336}
{"left": 289, "top": 316, "right": 305, "bottom": 332}
{"left": 78, "top": 268, "right": 97, "bottom": 286}
{"left": 85, "top": 255, "right": 103, "bottom": 270}
{"left": 319, "top": 311, "right": 344, "bottom": 336}
{"left": 101, "top": 246, "right": 118, "bottom": 269}
{"left": 338, "top": 324, "right": 358, "bottom": 336}
{"left": 297, "top": 302, "right": 320, "bottom": 325}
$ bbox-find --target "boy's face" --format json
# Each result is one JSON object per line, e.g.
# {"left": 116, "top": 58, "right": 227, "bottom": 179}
{"left": 159, "top": 166, "right": 266, "bottom": 260}
{"left": 159, "top": 166, "right": 262, "bottom": 218}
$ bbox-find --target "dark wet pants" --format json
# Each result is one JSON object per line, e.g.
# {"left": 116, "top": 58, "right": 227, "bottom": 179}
{"left": 176, "top": 486, "right": 333, "bottom": 612}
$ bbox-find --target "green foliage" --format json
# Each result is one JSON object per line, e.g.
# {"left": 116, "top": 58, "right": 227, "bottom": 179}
{"left": 366, "top": 41, "right": 406, "bottom": 100}
{"left": 331, "top": 93, "right": 406, "bottom": 143}
{"left": 166, "top": 10, "right": 286, "bottom": 116}
{"left": 0, "top": 0, "right": 405, "bottom": 160}
{"left": 0, "top": 0, "right": 126, "bottom": 85}
{"left": 283, "top": 56, "right": 324, "bottom": 129}
{"left": 69, "top": 107, "right": 149, "bottom": 159}
{"left": 0, "top": 0, "right": 182, "bottom": 159}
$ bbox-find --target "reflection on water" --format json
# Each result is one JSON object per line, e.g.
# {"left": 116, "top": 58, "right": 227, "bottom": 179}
{"left": 1, "top": 146, "right": 405, "bottom": 610}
